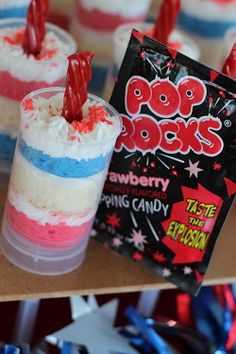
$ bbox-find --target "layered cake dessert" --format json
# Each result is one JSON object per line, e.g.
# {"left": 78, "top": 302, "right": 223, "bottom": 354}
{"left": 178, "top": 0, "right": 236, "bottom": 69}
{"left": 104, "top": 22, "right": 200, "bottom": 100}
{"left": 70, "top": 0, "right": 151, "bottom": 94}
{"left": 1, "top": 52, "right": 122, "bottom": 275}
{"left": 0, "top": 5, "right": 76, "bottom": 173}
{"left": 0, "top": 0, "right": 30, "bottom": 18}
{"left": 104, "top": 0, "right": 199, "bottom": 99}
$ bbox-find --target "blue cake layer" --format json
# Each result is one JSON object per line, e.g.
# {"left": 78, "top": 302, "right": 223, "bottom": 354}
{"left": 0, "top": 7, "right": 28, "bottom": 18}
{"left": 18, "top": 138, "right": 112, "bottom": 178}
{"left": 178, "top": 11, "right": 236, "bottom": 38}
{"left": 0, "top": 133, "right": 16, "bottom": 160}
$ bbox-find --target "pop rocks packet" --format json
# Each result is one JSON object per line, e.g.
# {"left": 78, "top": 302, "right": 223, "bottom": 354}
{"left": 94, "top": 30, "right": 236, "bottom": 295}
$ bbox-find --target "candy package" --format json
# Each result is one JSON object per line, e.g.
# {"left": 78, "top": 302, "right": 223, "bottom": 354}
{"left": 94, "top": 30, "right": 236, "bottom": 295}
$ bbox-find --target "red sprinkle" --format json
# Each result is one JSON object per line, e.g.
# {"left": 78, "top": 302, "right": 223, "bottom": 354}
{"left": 71, "top": 104, "right": 112, "bottom": 134}
{"left": 22, "top": 98, "right": 34, "bottom": 111}
{"left": 36, "top": 48, "right": 58, "bottom": 60}
{"left": 3, "top": 29, "right": 25, "bottom": 45}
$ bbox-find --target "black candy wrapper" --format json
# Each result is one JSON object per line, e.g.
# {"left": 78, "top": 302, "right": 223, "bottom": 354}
{"left": 94, "top": 29, "right": 236, "bottom": 295}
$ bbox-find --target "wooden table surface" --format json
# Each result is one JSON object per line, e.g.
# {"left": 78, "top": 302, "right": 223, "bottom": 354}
{"left": 0, "top": 185, "right": 235, "bottom": 302}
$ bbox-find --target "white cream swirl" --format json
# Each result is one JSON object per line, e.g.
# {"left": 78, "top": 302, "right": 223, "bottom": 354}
{"left": 21, "top": 92, "right": 121, "bottom": 159}
{"left": 0, "top": 24, "right": 75, "bottom": 83}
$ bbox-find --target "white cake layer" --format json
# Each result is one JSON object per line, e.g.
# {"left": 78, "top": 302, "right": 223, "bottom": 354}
{"left": 11, "top": 150, "right": 107, "bottom": 214}
{"left": 9, "top": 188, "right": 96, "bottom": 226}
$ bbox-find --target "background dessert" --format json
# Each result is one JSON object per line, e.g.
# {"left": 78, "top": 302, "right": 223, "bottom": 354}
{"left": 178, "top": 0, "right": 236, "bottom": 70}
{"left": 0, "top": 5, "right": 76, "bottom": 175}
{"left": 70, "top": 0, "right": 151, "bottom": 94}
{"left": 104, "top": 0, "right": 200, "bottom": 100}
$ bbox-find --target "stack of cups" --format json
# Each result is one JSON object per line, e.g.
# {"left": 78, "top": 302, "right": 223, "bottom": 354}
{"left": 178, "top": 0, "right": 236, "bottom": 70}
{"left": 0, "top": 0, "right": 30, "bottom": 19}
{"left": 103, "top": 22, "right": 200, "bottom": 101}
{"left": 70, "top": 0, "right": 151, "bottom": 95}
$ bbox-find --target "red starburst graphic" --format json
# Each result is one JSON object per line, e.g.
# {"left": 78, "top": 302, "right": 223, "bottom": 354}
{"left": 152, "top": 252, "right": 166, "bottom": 262}
{"left": 224, "top": 178, "right": 236, "bottom": 197}
{"left": 106, "top": 213, "right": 121, "bottom": 228}
{"left": 133, "top": 252, "right": 143, "bottom": 261}
{"left": 213, "top": 162, "right": 222, "bottom": 171}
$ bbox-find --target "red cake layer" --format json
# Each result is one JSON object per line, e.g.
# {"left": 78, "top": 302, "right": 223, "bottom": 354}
{"left": 0, "top": 71, "right": 64, "bottom": 101}
{"left": 77, "top": 1, "right": 145, "bottom": 32}
{"left": 7, "top": 201, "right": 94, "bottom": 248}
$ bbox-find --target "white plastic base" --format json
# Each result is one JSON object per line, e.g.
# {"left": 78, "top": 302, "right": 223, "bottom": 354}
{"left": 1, "top": 218, "right": 89, "bottom": 275}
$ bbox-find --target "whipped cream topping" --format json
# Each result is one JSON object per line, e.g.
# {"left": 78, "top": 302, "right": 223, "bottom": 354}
{"left": 79, "top": 0, "right": 151, "bottom": 18}
{"left": 9, "top": 188, "right": 96, "bottom": 226}
{"left": 0, "top": 0, "right": 30, "bottom": 9}
{"left": 21, "top": 92, "right": 121, "bottom": 159}
{"left": 181, "top": 0, "right": 236, "bottom": 20}
{"left": 0, "top": 25, "right": 73, "bottom": 83}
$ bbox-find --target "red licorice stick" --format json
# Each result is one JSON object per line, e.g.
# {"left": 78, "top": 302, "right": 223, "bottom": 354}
{"left": 23, "top": 0, "right": 50, "bottom": 56}
{"left": 222, "top": 43, "right": 236, "bottom": 79}
{"left": 153, "top": 0, "right": 181, "bottom": 45}
{"left": 62, "top": 51, "right": 94, "bottom": 123}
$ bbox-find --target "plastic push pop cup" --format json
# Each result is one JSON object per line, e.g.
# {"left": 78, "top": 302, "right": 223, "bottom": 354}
{"left": 0, "top": 14, "right": 76, "bottom": 176}
{"left": 0, "top": 54, "right": 122, "bottom": 275}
